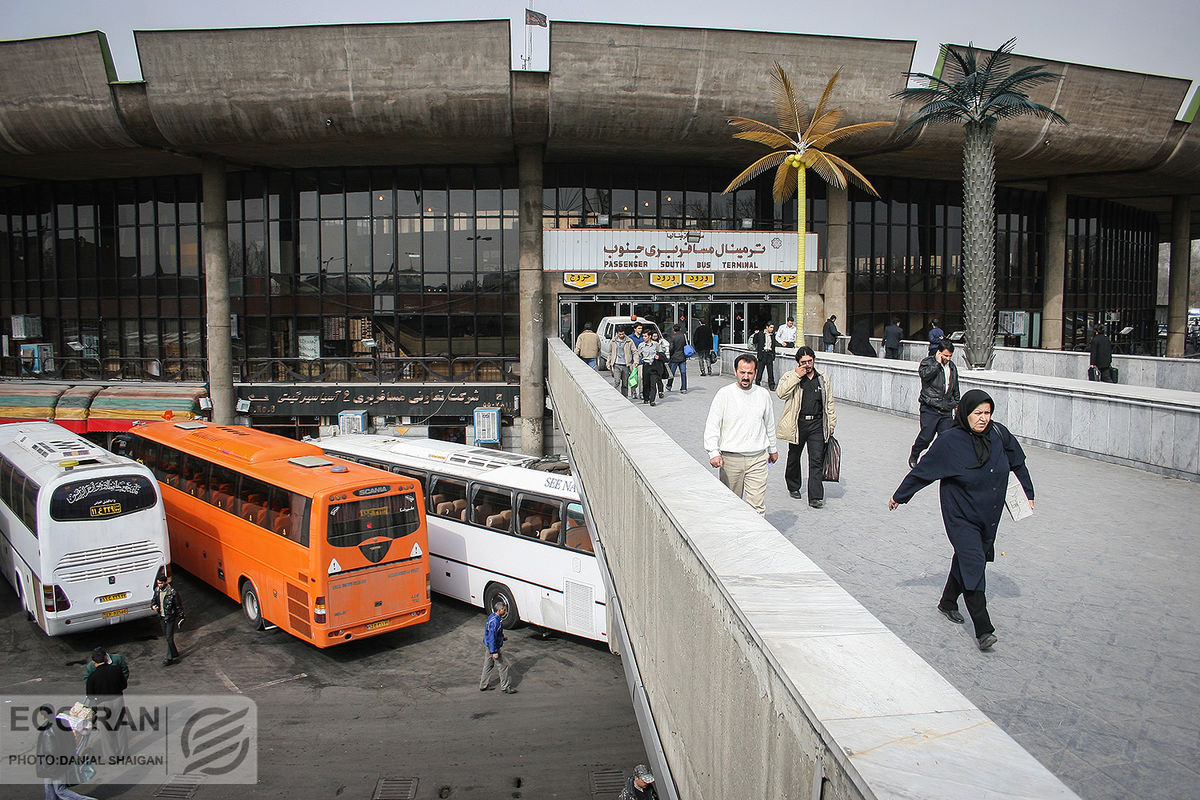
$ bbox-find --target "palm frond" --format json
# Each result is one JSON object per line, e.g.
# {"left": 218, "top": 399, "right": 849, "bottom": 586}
{"left": 806, "top": 70, "right": 842, "bottom": 136}
{"left": 727, "top": 116, "right": 791, "bottom": 138}
{"left": 820, "top": 152, "right": 881, "bottom": 196}
{"left": 810, "top": 119, "right": 894, "bottom": 149}
{"left": 772, "top": 160, "right": 798, "bottom": 201}
{"left": 803, "top": 108, "right": 846, "bottom": 143}
{"left": 805, "top": 151, "right": 849, "bottom": 190}
{"left": 722, "top": 150, "right": 790, "bottom": 194}
{"left": 770, "top": 62, "right": 804, "bottom": 134}
{"left": 733, "top": 129, "right": 794, "bottom": 149}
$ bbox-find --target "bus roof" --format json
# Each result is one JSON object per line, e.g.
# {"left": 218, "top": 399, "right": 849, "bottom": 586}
{"left": 132, "top": 421, "right": 406, "bottom": 496}
{"left": 315, "top": 435, "right": 580, "bottom": 501}
{"left": 0, "top": 421, "right": 144, "bottom": 484}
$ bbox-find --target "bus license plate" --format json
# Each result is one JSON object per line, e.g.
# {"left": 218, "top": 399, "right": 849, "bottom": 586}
{"left": 366, "top": 619, "right": 391, "bottom": 631}
{"left": 99, "top": 592, "right": 129, "bottom": 603}
{"left": 102, "top": 608, "right": 128, "bottom": 618}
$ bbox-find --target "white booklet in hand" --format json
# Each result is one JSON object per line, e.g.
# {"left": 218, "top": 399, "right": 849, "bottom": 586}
{"left": 1005, "top": 473, "right": 1033, "bottom": 522}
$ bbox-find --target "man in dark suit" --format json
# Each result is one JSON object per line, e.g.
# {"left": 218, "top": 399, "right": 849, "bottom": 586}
{"left": 883, "top": 317, "right": 904, "bottom": 359}
{"left": 753, "top": 322, "right": 777, "bottom": 390}
{"left": 1089, "top": 325, "right": 1115, "bottom": 382}
{"left": 909, "top": 341, "right": 960, "bottom": 468}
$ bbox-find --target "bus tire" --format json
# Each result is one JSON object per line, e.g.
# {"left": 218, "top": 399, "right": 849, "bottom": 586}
{"left": 240, "top": 581, "right": 266, "bottom": 631}
{"left": 483, "top": 582, "right": 520, "bottom": 630}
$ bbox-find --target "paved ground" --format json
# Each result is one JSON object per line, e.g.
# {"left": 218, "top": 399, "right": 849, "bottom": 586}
{"left": 642, "top": 367, "right": 1200, "bottom": 800}
{"left": 0, "top": 571, "right": 645, "bottom": 799}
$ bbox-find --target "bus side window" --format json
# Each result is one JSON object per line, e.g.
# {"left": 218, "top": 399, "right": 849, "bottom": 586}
{"left": 517, "top": 495, "right": 562, "bottom": 542}
{"left": 240, "top": 476, "right": 272, "bottom": 530}
{"left": 158, "top": 446, "right": 184, "bottom": 489}
{"left": 429, "top": 477, "right": 466, "bottom": 519}
{"left": 21, "top": 472, "right": 38, "bottom": 537}
{"left": 182, "top": 454, "right": 211, "bottom": 502}
{"left": 267, "top": 485, "right": 299, "bottom": 543}
{"left": 564, "top": 502, "right": 593, "bottom": 553}
{"left": 210, "top": 464, "right": 239, "bottom": 512}
{"left": 473, "top": 485, "right": 513, "bottom": 532}
{"left": 0, "top": 457, "right": 15, "bottom": 512}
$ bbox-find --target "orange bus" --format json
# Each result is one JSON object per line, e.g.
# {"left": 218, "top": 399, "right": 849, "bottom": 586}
{"left": 113, "top": 421, "right": 429, "bottom": 647}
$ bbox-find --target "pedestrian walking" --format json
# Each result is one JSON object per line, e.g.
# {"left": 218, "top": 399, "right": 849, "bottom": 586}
{"left": 703, "top": 353, "right": 778, "bottom": 516}
{"left": 883, "top": 317, "right": 904, "bottom": 359}
{"left": 637, "top": 333, "right": 663, "bottom": 406}
{"left": 607, "top": 329, "right": 637, "bottom": 397}
{"left": 665, "top": 324, "right": 689, "bottom": 394}
{"left": 753, "top": 322, "right": 777, "bottom": 389}
{"left": 150, "top": 575, "right": 185, "bottom": 666}
{"left": 84, "top": 646, "right": 128, "bottom": 762}
{"left": 83, "top": 647, "right": 129, "bottom": 683}
{"left": 1088, "top": 325, "right": 1115, "bottom": 382}
{"left": 37, "top": 722, "right": 98, "bottom": 800}
{"left": 618, "top": 763, "right": 659, "bottom": 800}
{"left": 572, "top": 322, "right": 601, "bottom": 369}
{"left": 479, "top": 599, "right": 516, "bottom": 693}
{"left": 775, "top": 317, "right": 798, "bottom": 348}
{"left": 847, "top": 320, "right": 877, "bottom": 357}
{"left": 822, "top": 314, "right": 840, "bottom": 352}
{"left": 888, "top": 389, "right": 1035, "bottom": 651}
{"left": 909, "top": 341, "right": 960, "bottom": 469}
{"left": 776, "top": 347, "right": 836, "bottom": 508}
{"left": 928, "top": 318, "right": 945, "bottom": 355}
{"left": 692, "top": 320, "right": 714, "bottom": 376}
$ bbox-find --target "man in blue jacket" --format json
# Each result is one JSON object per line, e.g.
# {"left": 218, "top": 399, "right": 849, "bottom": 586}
{"left": 479, "top": 599, "right": 516, "bottom": 693}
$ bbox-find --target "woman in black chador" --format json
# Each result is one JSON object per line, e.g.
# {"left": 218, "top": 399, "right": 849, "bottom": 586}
{"left": 888, "top": 389, "right": 1034, "bottom": 651}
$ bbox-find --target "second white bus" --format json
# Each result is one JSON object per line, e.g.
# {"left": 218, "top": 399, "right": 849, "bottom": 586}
{"left": 0, "top": 421, "right": 170, "bottom": 635}
{"left": 314, "top": 436, "right": 611, "bottom": 648}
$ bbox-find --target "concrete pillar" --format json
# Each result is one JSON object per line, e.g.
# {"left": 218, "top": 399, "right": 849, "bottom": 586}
{"left": 824, "top": 184, "right": 849, "bottom": 333}
{"left": 201, "top": 158, "right": 235, "bottom": 425}
{"left": 518, "top": 144, "right": 545, "bottom": 456}
{"left": 1041, "top": 179, "right": 1067, "bottom": 350}
{"left": 1166, "top": 194, "right": 1192, "bottom": 358}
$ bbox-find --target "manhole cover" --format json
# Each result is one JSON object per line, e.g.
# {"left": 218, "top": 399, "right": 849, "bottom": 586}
{"left": 154, "top": 773, "right": 204, "bottom": 799}
{"left": 373, "top": 777, "right": 419, "bottom": 800}
{"left": 589, "top": 768, "right": 626, "bottom": 795}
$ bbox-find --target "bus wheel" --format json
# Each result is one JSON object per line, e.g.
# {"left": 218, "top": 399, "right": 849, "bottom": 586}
{"left": 240, "top": 581, "right": 266, "bottom": 631}
{"left": 484, "top": 582, "right": 520, "bottom": 630}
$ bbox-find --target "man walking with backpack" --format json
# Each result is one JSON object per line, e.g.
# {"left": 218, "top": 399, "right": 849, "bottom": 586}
{"left": 665, "top": 324, "right": 690, "bottom": 394}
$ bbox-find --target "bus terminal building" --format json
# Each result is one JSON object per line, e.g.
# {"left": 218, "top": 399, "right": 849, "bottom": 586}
{"left": 0, "top": 20, "right": 1196, "bottom": 448}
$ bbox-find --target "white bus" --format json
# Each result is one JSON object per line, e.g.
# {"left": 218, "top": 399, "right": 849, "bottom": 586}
{"left": 0, "top": 422, "right": 170, "bottom": 636}
{"left": 314, "top": 436, "right": 611, "bottom": 648}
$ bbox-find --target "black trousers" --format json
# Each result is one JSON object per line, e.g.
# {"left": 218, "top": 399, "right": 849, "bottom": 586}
{"left": 755, "top": 355, "right": 776, "bottom": 389}
{"left": 785, "top": 418, "right": 825, "bottom": 500}
{"left": 640, "top": 364, "right": 659, "bottom": 403}
{"left": 161, "top": 616, "right": 179, "bottom": 660}
{"left": 940, "top": 562, "right": 993, "bottom": 638}
{"left": 910, "top": 407, "right": 953, "bottom": 460}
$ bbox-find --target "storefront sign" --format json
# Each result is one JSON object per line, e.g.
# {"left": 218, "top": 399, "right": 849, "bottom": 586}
{"left": 563, "top": 272, "right": 598, "bottom": 289}
{"left": 770, "top": 273, "right": 799, "bottom": 290}
{"left": 237, "top": 385, "right": 518, "bottom": 417}
{"left": 545, "top": 229, "right": 817, "bottom": 272}
{"left": 649, "top": 273, "right": 682, "bottom": 289}
{"left": 683, "top": 273, "right": 715, "bottom": 289}
{"left": 473, "top": 407, "right": 502, "bottom": 444}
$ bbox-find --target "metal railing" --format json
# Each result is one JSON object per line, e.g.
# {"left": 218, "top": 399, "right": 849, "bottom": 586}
{"left": 235, "top": 356, "right": 520, "bottom": 385}
{"left": 0, "top": 356, "right": 208, "bottom": 383}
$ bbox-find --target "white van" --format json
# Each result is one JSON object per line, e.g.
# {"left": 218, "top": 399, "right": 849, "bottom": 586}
{"left": 596, "top": 316, "right": 661, "bottom": 369}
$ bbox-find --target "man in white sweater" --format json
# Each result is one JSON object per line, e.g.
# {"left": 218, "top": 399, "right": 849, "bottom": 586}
{"left": 703, "top": 353, "right": 779, "bottom": 515}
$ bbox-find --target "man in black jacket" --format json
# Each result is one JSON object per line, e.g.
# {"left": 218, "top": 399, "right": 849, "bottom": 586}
{"left": 151, "top": 575, "right": 185, "bottom": 665}
{"left": 909, "top": 341, "right": 960, "bottom": 468}
{"left": 692, "top": 320, "right": 713, "bottom": 375}
{"left": 1089, "top": 325, "right": 1115, "bottom": 382}
{"left": 883, "top": 317, "right": 904, "bottom": 359}
{"left": 822, "top": 315, "right": 840, "bottom": 352}
{"left": 753, "top": 322, "right": 777, "bottom": 390}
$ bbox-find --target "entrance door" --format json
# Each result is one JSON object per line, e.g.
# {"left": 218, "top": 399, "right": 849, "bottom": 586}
{"left": 686, "top": 302, "right": 733, "bottom": 349}
{"left": 558, "top": 300, "right": 618, "bottom": 344}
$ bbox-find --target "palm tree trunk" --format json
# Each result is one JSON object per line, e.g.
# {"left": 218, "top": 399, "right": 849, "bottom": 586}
{"left": 796, "top": 166, "right": 807, "bottom": 336}
{"left": 961, "top": 120, "right": 997, "bottom": 368}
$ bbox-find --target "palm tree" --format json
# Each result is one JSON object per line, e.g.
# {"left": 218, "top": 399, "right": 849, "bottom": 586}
{"left": 723, "top": 65, "right": 892, "bottom": 334}
{"left": 895, "top": 38, "right": 1066, "bottom": 367}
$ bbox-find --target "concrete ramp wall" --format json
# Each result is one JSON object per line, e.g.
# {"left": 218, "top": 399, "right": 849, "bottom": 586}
{"left": 547, "top": 339, "right": 1077, "bottom": 800}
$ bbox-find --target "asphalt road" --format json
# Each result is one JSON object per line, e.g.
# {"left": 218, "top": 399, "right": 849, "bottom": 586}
{"left": 0, "top": 568, "right": 646, "bottom": 799}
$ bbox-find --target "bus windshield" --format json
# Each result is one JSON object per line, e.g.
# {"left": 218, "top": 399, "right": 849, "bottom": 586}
{"left": 327, "top": 493, "right": 420, "bottom": 548}
{"left": 49, "top": 475, "right": 159, "bottom": 521}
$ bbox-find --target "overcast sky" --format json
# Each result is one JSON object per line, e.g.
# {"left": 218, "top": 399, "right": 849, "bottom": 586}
{"left": 2, "top": 0, "right": 1197, "bottom": 113}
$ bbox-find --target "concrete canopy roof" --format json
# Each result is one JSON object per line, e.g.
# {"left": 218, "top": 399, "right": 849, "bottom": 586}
{"left": 0, "top": 20, "right": 1196, "bottom": 233}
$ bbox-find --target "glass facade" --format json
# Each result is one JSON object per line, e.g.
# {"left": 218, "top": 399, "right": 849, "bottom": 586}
{"left": 0, "top": 164, "right": 1161, "bottom": 377}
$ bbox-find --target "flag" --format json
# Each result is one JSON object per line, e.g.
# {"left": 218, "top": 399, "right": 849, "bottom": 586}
{"left": 525, "top": 9, "right": 548, "bottom": 27}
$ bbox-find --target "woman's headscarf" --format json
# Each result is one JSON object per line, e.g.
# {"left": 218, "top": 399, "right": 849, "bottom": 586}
{"left": 848, "top": 321, "right": 876, "bottom": 357}
{"left": 954, "top": 389, "right": 995, "bottom": 469}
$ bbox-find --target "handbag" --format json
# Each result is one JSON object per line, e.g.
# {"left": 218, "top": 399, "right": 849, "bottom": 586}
{"left": 1087, "top": 366, "right": 1100, "bottom": 381}
{"left": 822, "top": 435, "right": 841, "bottom": 482}
{"left": 628, "top": 365, "right": 639, "bottom": 389}
{"left": 683, "top": 344, "right": 696, "bottom": 358}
